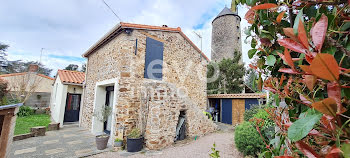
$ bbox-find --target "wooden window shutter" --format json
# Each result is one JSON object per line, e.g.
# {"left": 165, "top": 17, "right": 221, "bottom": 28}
{"left": 144, "top": 37, "right": 164, "bottom": 80}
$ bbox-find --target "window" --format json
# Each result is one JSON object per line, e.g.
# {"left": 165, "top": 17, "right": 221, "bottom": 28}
{"left": 144, "top": 37, "right": 164, "bottom": 80}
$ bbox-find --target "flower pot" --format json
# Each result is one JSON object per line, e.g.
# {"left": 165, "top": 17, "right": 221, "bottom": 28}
{"left": 127, "top": 136, "right": 143, "bottom": 152}
{"left": 96, "top": 135, "right": 110, "bottom": 150}
{"left": 114, "top": 141, "right": 123, "bottom": 147}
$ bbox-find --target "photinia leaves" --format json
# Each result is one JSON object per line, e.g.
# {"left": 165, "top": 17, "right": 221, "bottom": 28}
{"left": 276, "top": 11, "right": 286, "bottom": 23}
{"left": 327, "top": 82, "right": 346, "bottom": 114}
{"left": 341, "top": 143, "right": 350, "bottom": 158}
{"left": 248, "top": 49, "right": 257, "bottom": 59}
{"left": 312, "top": 98, "right": 337, "bottom": 117}
{"left": 251, "top": 3, "right": 278, "bottom": 10}
{"left": 279, "top": 68, "right": 300, "bottom": 74}
{"left": 300, "top": 94, "right": 312, "bottom": 105}
{"left": 304, "top": 75, "right": 317, "bottom": 91}
{"left": 298, "top": 19, "right": 309, "bottom": 49}
{"left": 245, "top": 9, "right": 256, "bottom": 24}
{"left": 310, "top": 53, "right": 339, "bottom": 81}
{"left": 320, "top": 115, "right": 336, "bottom": 131}
{"left": 278, "top": 38, "right": 307, "bottom": 54}
{"left": 295, "top": 141, "right": 321, "bottom": 158}
{"left": 325, "top": 146, "right": 342, "bottom": 158}
{"left": 274, "top": 156, "right": 294, "bottom": 158}
{"left": 266, "top": 55, "right": 276, "bottom": 66}
{"left": 293, "top": 9, "right": 304, "bottom": 35}
{"left": 311, "top": 14, "right": 328, "bottom": 52}
{"left": 299, "top": 65, "right": 313, "bottom": 74}
{"left": 284, "top": 48, "right": 295, "bottom": 70}
{"left": 283, "top": 28, "right": 298, "bottom": 41}
{"left": 288, "top": 109, "right": 322, "bottom": 142}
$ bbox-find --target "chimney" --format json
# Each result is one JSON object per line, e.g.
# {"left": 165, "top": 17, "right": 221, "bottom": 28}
{"left": 28, "top": 64, "right": 39, "bottom": 72}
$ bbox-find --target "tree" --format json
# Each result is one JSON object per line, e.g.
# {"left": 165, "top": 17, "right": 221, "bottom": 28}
{"left": 207, "top": 52, "right": 245, "bottom": 94}
{"left": 245, "top": 68, "right": 258, "bottom": 92}
{"left": 0, "top": 43, "right": 9, "bottom": 74}
{"left": 80, "top": 63, "right": 86, "bottom": 72}
{"left": 238, "top": 0, "right": 350, "bottom": 157}
{"left": 4, "top": 61, "right": 52, "bottom": 76}
{"left": 0, "top": 78, "right": 8, "bottom": 105}
{"left": 64, "top": 64, "right": 79, "bottom": 71}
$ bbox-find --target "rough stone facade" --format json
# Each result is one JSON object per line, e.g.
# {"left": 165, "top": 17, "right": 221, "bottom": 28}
{"left": 81, "top": 25, "right": 215, "bottom": 149}
{"left": 211, "top": 10, "right": 242, "bottom": 62}
{"left": 141, "top": 81, "right": 216, "bottom": 149}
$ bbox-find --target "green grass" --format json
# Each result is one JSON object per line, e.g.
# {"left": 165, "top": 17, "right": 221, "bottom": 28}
{"left": 14, "top": 114, "right": 51, "bottom": 135}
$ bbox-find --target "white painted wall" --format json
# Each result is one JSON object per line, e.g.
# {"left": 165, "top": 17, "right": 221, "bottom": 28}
{"left": 91, "top": 78, "right": 118, "bottom": 145}
{"left": 50, "top": 75, "right": 83, "bottom": 127}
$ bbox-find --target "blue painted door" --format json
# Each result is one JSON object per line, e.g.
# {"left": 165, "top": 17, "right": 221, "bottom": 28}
{"left": 221, "top": 99, "right": 232, "bottom": 124}
{"left": 144, "top": 37, "right": 164, "bottom": 80}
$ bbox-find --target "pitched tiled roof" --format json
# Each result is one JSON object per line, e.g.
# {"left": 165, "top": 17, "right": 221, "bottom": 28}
{"left": 82, "top": 22, "right": 209, "bottom": 61}
{"left": 57, "top": 70, "right": 85, "bottom": 85}
{"left": 207, "top": 93, "right": 266, "bottom": 99}
{"left": 0, "top": 72, "right": 54, "bottom": 80}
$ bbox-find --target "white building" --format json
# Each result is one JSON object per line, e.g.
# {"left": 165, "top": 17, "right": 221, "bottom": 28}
{"left": 50, "top": 70, "right": 85, "bottom": 127}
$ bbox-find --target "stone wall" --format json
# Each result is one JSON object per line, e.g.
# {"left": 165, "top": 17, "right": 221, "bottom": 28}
{"left": 81, "top": 27, "right": 209, "bottom": 142}
{"left": 140, "top": 80, "right": 216, "bottom": 150}
{"left": 211, "top": 14, "right": 242, "bottom": 62}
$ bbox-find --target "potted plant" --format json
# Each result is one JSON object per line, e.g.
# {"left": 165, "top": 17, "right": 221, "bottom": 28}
{"left": 127, "top": 128, "right": 143, "bottom": 152}
{"left": 114, "top": 138, "right": 123, "bottom": 147}
{"left": 93, "top": 105, "right": 112, "bottom": 150}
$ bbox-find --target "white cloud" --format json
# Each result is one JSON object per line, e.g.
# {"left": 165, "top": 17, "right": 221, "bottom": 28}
{"left": 0, "top": 0, "right": 252, "bottom": 76}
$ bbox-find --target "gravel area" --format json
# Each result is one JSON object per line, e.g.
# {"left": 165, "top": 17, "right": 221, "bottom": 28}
{"left": 89, "top": 131, "right": 243, "bottom": 158}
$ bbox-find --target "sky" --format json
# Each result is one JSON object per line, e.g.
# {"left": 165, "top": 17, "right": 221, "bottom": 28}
{"left": 0, "top": 0, "right": 251, "bottom": 76}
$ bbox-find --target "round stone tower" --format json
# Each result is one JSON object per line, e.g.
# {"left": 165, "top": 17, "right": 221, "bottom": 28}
{"left": 211, "top": 7, "right": 242, "bottom": 62}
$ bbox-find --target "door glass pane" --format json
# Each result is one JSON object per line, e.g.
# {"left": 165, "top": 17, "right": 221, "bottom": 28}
{"left": 71, "top": 95, "right": 80, "bottom": 110}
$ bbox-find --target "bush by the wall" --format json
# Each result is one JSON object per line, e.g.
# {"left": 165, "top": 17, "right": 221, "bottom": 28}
{"left": 17, "top": 106, "right": 34, "bottom": 117}
{"left": 243, "top": 104, "right": 260, "bottom": 121}
{"left": 234, "top": 121, "right": 265, "bottom": 156}
{"left": 252, "top": 108, "right": 275, "bottom": 141}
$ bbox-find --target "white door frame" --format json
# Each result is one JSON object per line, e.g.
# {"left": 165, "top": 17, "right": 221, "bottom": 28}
{"left": 91, "top": 78, "right": 119, "bottom": 144}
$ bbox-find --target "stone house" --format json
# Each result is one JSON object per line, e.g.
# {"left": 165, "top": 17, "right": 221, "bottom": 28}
{"left": 0, "top": 68, "right": 54, "bottom": 108}
{"left": 80, "top": 22, "right": 216, "bottom": 149}
{"left": 50, "top": 70, "right": 85, "bottom": 128}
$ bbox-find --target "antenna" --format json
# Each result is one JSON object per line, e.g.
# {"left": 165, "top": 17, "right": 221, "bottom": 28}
{"left": 40, "top": 48, "right": 44, "bottom": 64}
{"left": 101, "top": 0, "right": 122, "bottom": 22}
{"left": 193, "top": 31, "right": 203, "bottom": 52}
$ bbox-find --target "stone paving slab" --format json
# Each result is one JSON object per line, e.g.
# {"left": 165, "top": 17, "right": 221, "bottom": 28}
{"left": 9, "top": 123, "right": 111, "bottom": 158}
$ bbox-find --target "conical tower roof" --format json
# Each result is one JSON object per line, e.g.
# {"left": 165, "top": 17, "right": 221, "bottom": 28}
{"left": 212, "top": 7, "right": 240, "bottom": 23}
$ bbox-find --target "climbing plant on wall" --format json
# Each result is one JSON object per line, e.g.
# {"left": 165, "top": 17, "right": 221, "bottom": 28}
{"left": 235, "top": 0, "right": 350, "bottom": 157}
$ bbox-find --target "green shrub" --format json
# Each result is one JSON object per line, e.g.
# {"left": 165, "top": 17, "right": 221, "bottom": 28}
{"left": 244, "top": 104, "right": 260, "bottom": 121}
{"left": 17, "top": 106, "right": 34, "bottom": 117}
{"left": 253, "top": 108, "right": 275, "bottom": 141}
{"left": 234, "top": 121, "right": 265, "bottom": 156}
{"left": 128, "top": 128, "right": 141, "bottom": 139}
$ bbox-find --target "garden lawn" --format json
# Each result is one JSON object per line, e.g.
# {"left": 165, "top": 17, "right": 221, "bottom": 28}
{"left": 14, "top": 114, "right": 51, "bottom": 135}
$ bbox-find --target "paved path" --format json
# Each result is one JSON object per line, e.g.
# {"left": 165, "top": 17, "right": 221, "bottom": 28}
{"left": 9, "top": 124, "right": 110, "bottom": 158}
{"left": 89, "top": 131, "right": 243, "bottom": 158}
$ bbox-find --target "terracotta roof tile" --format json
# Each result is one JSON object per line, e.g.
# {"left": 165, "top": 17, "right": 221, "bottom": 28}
{"left": 207, "top": 93, "right": 266, "bottom": 99}
{"left": 0, "top": 72, "right": 54, "bottom": 80}
{"left": 83, "top": 22, "right": 209, "bottom": 61}
{"left": 57, "top": 70, "right": 85, "bottom": 85}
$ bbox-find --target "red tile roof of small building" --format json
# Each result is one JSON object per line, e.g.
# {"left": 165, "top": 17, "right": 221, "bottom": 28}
{"left": 83, "top": 22, "right": 209, "bottom": 61}
{"left": 207, "top": 93, "right": 266, "bottom": 99}
{"left": 57, "top": 70, "right": 85, "bottom": 85}
{"left": 0, "top": 72, "right": 54, "bottom": 80}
